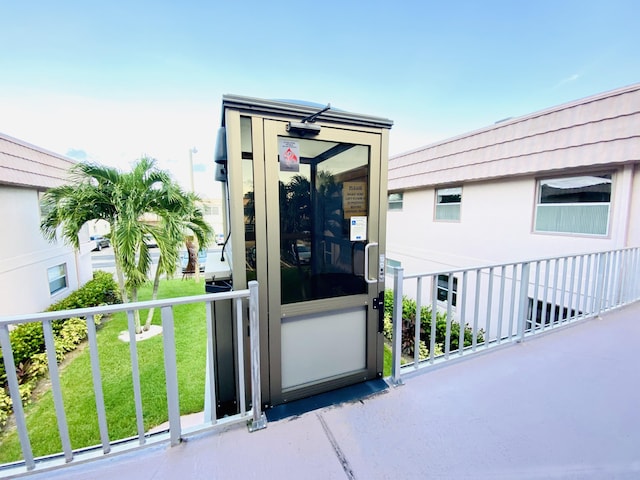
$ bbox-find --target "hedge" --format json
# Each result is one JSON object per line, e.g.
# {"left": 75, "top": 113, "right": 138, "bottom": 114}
{"left": 0, "top": 271, "right": 121, "bottom": 429}
{"left": 383, "top": 289, "right": 484, "bottom": 359}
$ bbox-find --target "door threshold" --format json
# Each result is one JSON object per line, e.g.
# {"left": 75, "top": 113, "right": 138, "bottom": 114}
{"left": 265, "top": 378, "right": 388, "bottom": 422}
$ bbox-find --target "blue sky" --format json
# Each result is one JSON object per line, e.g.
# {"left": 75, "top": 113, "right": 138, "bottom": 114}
{"left": 1, "top": 0, "right": 638, "bottom": 195}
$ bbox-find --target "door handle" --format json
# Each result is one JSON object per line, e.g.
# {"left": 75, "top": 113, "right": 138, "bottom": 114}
{"left": 364, "top": 242, "right": 379, "bottom": 284}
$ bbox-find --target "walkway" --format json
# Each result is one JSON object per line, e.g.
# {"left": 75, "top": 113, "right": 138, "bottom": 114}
{"left": 20, "top": 303, "right": 640, "bottom": 479}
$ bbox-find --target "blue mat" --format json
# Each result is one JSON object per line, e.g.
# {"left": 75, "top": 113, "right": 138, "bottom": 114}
{"left": 265, "top": 378, "right": 388, "bottom": 422}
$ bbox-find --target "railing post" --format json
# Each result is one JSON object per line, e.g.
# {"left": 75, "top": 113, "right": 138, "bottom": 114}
{"left": 248, "top": 281, "right": 267, "bottom": 432}
{"left": 595, "top": 252, "right": 607, "bottom": 315}
{"left": 42, "top": 319, "right": 73, "bottom": 462}
{"left": 391, "top": 267, "right": 404, "bottom": 386}
{"left": 0, "top": 325, "right": 35, "bottom": 470}
{"left": 161, "top": 306, "right": 182, "bottom": 446}
{"left": 516, "top": 262, "right": 530, "bottom": 342}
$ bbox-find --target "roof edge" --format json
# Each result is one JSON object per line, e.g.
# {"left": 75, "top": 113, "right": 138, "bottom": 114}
{"left": 392, "top": 82, "right": 640, "bottom": 159}
{"left": 221, "top": 94, "right": 393, "bottom": 129}
{"left": 0, "top": 131, "right": 76, "bottom": 164}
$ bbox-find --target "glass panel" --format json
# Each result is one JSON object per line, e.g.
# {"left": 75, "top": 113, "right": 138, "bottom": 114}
{"left": 388, "top": 193, "right": 403, "bottom": 210}
{"left": 48, "top": 264, "right": 67, "bottom": 294}
{"left": 539, "top": 175, "right": 611, "bottom": 203}
{"left": 436, "top": 274, "right": 457, "bottom": 306}
{"left": 241, "top": 117, "right": 256, "bottom": 283}
{"left": 281, "top": 308, "right": 367, "bottom": 390}
{"left": 437, "top": 187, "right": 461, "bottom": 204}
{"left": 435, "top": 204, "right": 460, "bottom": 221}
{"left": 240, "top": 116, "right": 253, "bottom": 154}
{"left": 278, "top": 137, "right": 370, "bottom": 304}
{"left": 535, "top": 204, "right": 610, "bottom": 235}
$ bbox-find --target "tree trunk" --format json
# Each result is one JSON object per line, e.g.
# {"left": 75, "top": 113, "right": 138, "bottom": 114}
{"left": 112, "top": 243, "right": 129, "bottom": 304}
{"left": 132, "top": 288, "right": 142, "bottom": 334}
{"left": 185, "top": 239, "right": 198, "bottom": 277}
{"left": 144, "top": 257, "right": 163, "bottom": 331}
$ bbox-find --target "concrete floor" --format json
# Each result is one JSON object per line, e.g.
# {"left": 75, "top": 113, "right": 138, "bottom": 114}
{"left": 12, "top": 303, "right": 640, "bottom": 480}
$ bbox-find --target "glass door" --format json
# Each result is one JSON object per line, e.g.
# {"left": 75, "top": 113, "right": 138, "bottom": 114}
{"left": 263, "top": 120, "right": 384, "bottom": 404}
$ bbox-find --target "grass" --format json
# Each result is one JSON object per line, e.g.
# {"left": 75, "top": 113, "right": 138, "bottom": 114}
{"left": 0, "top": 278, "right": 208, "bottom": 464}
{"left": 0, "top": 278, "right": 396, "bottom": 464}
{"left": 383, "top": 343, "right": 392, "bottom": 377}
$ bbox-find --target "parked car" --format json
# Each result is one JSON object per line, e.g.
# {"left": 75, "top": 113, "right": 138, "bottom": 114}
{"left": 91, "top": 235, "right": 110, "bottom": 251}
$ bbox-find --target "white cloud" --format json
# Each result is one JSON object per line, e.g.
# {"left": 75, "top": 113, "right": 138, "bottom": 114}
{"left": 554, "top": 73, "right": 581, "bottom": 89}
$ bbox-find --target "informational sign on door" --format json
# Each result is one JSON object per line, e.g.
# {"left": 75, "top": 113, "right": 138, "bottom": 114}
{"left": 343, "top": 181, "right": 367, "bottom": 217}
{"left": 279, "top": 140, "right": 300, "bottom": 172}
{"left": 350, "top": 216, "right": 367, "bottom": 241}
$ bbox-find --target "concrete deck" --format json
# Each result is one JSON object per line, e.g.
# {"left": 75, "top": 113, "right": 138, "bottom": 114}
{"left": 20, "top": 303, "right": 640, "bottom": 479}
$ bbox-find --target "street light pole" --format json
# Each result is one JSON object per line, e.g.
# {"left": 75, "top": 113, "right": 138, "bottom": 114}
{"left": 189, "top": 147, "right": 198, "bottom": 193}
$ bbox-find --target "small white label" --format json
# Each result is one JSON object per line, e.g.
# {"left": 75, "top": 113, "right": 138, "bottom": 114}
{"left": 350, "top": 216, "right": 367, "bottom": 241}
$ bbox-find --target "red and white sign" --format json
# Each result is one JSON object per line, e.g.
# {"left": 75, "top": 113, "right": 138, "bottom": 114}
{"left": 279, "top": 140, "right": 300, "bottom": 172}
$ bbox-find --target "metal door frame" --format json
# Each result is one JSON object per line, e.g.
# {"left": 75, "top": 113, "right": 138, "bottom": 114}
{"left": 263, "top": 120, "right": 385, "bottom": 404}
{"left": 220, "top": 96, "right": 391, "bottom": 407}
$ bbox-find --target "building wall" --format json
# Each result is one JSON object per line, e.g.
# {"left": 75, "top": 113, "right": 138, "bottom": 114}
{"left": 387, "top": 84, "right": 640, "bottom": 276}
{"left": 387, "top": 165, "right": 639, "bottom": 276}
{"left": 389, "top": 83, "right": 640, "bottom": 191}
{"left": 0, "top": 172, "right": 93, "bottom": 316}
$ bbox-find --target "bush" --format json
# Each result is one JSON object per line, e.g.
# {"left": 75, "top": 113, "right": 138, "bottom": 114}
{"left": 0, "top": 271, "right": 121, "bottom": 429}
{"left": 383, "top": 289, "right": 483, "bottom": 359}
{"left": 47, "top": 270, "right": 121, "bottom": 312}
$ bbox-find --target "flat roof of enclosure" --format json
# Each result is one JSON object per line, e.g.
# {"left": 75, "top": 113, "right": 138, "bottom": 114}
{"left": 221, "top": 95, "right": 394, "bottom": 130}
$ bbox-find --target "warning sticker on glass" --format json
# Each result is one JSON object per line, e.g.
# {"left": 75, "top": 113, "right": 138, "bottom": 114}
{"left": 350, "top": 216, "right": 367, "bottom": 241}
{"left": 279, "top": 140, "right": 300, "bottom": 172}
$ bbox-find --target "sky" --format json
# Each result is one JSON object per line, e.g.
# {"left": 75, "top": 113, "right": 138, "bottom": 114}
{"left": 1, "top": 0, "right": 639, "bottom": 197}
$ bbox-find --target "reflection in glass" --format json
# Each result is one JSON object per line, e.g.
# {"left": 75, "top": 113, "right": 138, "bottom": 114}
{"left": 242, "top": 117, "right": 256, "bottom": 283}
{"left": 278, "top": 137, "right": 370, "bottom": 304}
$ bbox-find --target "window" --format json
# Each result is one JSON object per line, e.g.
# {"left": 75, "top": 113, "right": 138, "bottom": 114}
{"left": 436, "top": 274, "right": 457, "bottom": 306}
{"left": 388, "top": 193, "right": 403, "bottom": 211}
{"left": 526, "top": 298, "right": 579, "bottom": 330}
{"left": 38, "top": 191, "right": 52, "bottom": 220}
{"left": 534, "top": 174, "right": 612, "bottom": 235}
{"left": 435, "top": 187, "right": 461, "bottom": 221}
{"left": 48, "top": 264, "right": 67, "bottom": 295}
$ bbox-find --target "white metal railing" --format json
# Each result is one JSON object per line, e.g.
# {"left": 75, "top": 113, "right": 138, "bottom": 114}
{"left": 390, "top": 247, "right": 640, "bottom": 384}
{"left": 0, "top": 281, "right": 265, "bottom": 476}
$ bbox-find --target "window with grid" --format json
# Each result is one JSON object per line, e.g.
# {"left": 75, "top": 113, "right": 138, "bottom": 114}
{"left": 436, "top": 274, "right": 458, "bottom": 306}
{"left": 388, "top": 193, "right": 403, "bottom": 211}
{"left": 435, "top": 187, "right": 461, "bottom": 221}
{"left": 48, "top": 264, "right": 68, "bottom": 295}
{"left": 534, "top": 174, "right": 611, "bottom": 236}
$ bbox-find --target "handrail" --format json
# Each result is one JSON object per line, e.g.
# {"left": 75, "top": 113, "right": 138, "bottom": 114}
{"left": 0, "top": 290, "right": 252, "bottom": 326}
{"left": 0, "top": 281, "right": 266, "bottom": 477}
{"left": 389, "top": 247, "right": 640, "bottom": 380}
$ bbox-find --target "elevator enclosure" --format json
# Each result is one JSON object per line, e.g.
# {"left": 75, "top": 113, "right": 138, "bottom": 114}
{"left": 207, "top": 96, "right": 392, "bottom": 408}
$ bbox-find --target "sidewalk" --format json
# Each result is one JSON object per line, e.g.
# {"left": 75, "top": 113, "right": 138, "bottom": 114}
{"left": 20, "top": 303, "right": 640, "bottom": 479}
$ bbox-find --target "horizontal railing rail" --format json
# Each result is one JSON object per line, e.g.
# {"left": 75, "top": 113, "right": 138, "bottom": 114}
{"left": 0, "top": 281, "right": 265, "bottom": 477}
{"left": 390, "top": 247, "right": 640, "bottom": 384}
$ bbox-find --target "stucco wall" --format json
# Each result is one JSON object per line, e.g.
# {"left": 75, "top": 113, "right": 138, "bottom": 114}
{"left": 0, "top": 185, "right": 93, "bottom": 316}
{"left": 387, "top": 167, "right": 635, "bottom": 277}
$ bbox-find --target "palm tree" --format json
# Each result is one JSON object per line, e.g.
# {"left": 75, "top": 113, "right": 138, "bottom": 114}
{"left": 143, "top": 192, "right": 211, "bottom": 330}
{"left": 41, "top": 157, "right": 211, "bottom": 333}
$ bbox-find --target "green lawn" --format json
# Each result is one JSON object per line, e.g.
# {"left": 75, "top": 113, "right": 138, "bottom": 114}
{"left": 0, "top": 279, "right": 208, "bottom": 464}
{"left": 383, "top": 343, "right": 392, "bottom": 377}
{"left": 0, "top": 279, "right": 396, "bottom": 464}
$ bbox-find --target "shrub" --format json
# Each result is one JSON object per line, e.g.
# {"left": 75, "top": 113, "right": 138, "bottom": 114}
{"left": 383, "top": 289, "right": 483, "bottom": 359}
{"left": 0, "top": 389, "right": 10, "bottom": 427}
{"left": 0, "top": 271, "right": 121, "bottom": 429}
{"left": 46, "top": 270, "right": 121, "bottom": 312}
